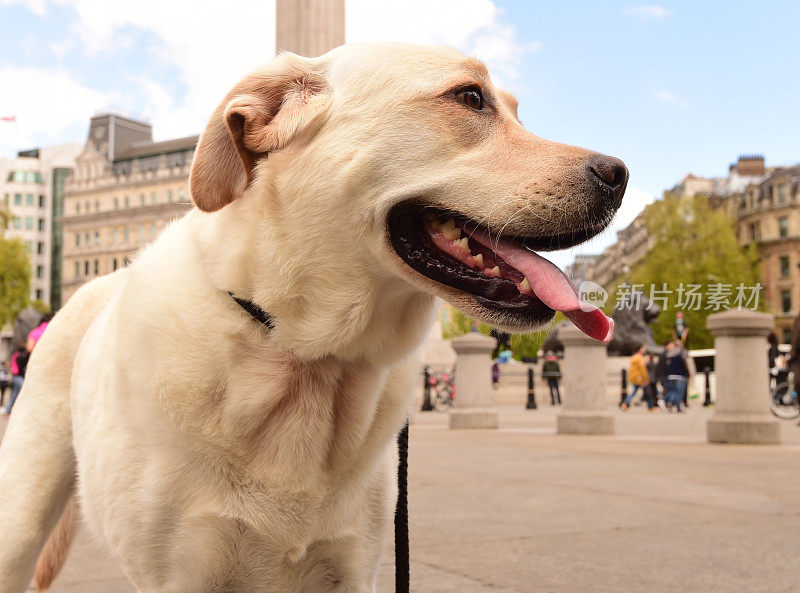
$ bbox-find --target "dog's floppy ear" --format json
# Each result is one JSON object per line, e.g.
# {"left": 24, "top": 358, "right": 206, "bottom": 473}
{"left": 190, "top": 55, "right": 330, "bottom": 212}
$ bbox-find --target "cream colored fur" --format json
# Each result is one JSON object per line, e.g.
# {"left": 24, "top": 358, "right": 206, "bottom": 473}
{"left": 0, "top": 43, "right": 609, "bottom": 592}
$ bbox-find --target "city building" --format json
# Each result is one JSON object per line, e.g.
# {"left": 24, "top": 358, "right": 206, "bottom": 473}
{"left": 60, "top": 114, "right": 196, "bottom": 304}
{"left": 1, "top": 143, "right": 82, "bottom": 305}
{"left": 564, "top": 254, "right": 599, "bottom": 286}
{"left": 583, "top": 208, "right": 653, "bottom": 289}
{"left": 716, "top": 161, "right": 800, "bottom": 342}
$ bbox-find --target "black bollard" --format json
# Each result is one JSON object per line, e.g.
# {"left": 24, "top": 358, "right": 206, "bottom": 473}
{"left": 619, "top": 369, "right": 628, "bottom": 407}
{"left": 420, "top": 367, "right": 433, "bottom": 412}
{"left": 526, "top": 366, "right": 537, "bottom": 409}
{"left": 703, "top": 366, "right": 712, "bottom": 407}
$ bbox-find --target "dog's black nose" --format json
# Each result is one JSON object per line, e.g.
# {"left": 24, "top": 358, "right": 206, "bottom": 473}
{"left": 587, "top": 155, "right": 628, "bottom": 206}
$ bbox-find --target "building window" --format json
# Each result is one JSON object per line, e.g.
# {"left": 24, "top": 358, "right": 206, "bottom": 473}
{"left": 36, "top": 265, "right": 43, "bottom": 279}
{"left": 95, "top": 200, "right": 100, "bottom": 211}
{"left": 35, "top": 289, "right": 42, "bottom": 301}
{"left": 38, "top": 218, "right": 44, "bottom": 231}
{"left": 139, "top": 225, "right": 145, "bottom": 241}
{"left": 84, "top": 261, "right": 89, "bottom": 275}
{"left": 112, "top": 258, "right": 118, "bottom": 271}
{"left": 167, "top": 189, "right": 173, "bottom": 202}
{"left": 113, "top": 197, "right": 119, "bottom": 209}
{"left": 177, "top": 188, "right": 185, "bottom": 201}
{"left": 38, "top": 195, "right": 44, "bottom": 207}
{"left": 76, "top": 202, "right": 81, "bottom": 214}
{"left": 14, "top": 193, "right": 22, "bottom": 205}
{"left": 93, "top": 259, "right": 99, "bottom": 275}
{"left": 113, "top": 229, "right": 118, "bottom": 244}
{"left": 84, "top": 232, "right": 90, "bottom": 245}
{"left": 74, "top": 261, "right": 79, "bottom": 278}
{"left": 783, "top": 328, "right": 793, "bottom": 344}
{"left": 85, "top": 201, "right": 90, "bottom": 212}
{"left": 123, "top": 227, "right": 129, "bottom": 242}
{"left": 25, "top": 217, "right": 33, "bottom": 229}
{"left": 151, "top": 192, "right": 156, "bottom": 204}
{"left": 94, "top": 231, "right": 100, "bottom": 245}
{"left": 13, "top": 218, "right": 21, "bottom": 229}
{"left": 36, "top": 242, "right": 44, "bottom": 255}
{"left": 75, "top": 233, "right": 80, "bottom": 246}
{"left": 124, "top": 196, "right": 130, "bottom": 208}
{"left": 781, "top": 290, "right": 792, "bottom": 313}
{"left": 149, "top": 223, "right": 156, "bottom": 239}
{"left": 140, "top": 194, "right": 145, "bottom": 206}
{"left": 749, "top": 222, "right": 760, "bottom": 241}
{"left": 779, "top": 185, "right": 787, "bottom": 204}
{"left": 778, "top": 217, "right": 788, "bottom": 238}
{"left": 26, "top": 194, "right": 34, "bottom": 206}
{"left": 780, "top": 256, "right": 790, "bottom": 278}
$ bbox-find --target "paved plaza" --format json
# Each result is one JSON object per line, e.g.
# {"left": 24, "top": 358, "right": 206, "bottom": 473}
{"left": 2, "top": 405, "right": 798, "bottom": 593}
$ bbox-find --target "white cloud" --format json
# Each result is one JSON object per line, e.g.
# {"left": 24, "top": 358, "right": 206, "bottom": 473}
{"left": 654, "top": 89, "right": 689, "bottom": 109}
{"left": 347, "top": 0, "right": 537, "bottom": 87}
{"left": 0, "top": 66, "right": 109, "bottom": 155}
{"left": 0, "top": 0, "right": 47, "bottom": 17}
{"left": 3, "top": 0, "right": 536, "bottom": 149}
{"left": 622, "top": 5, "right": 671, "bottom": 22}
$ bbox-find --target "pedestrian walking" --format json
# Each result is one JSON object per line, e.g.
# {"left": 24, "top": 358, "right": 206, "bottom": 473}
{"left": 0, "top": 361, "right": 10, "bottom": 409}
{"left": 621, "top": 344, "right": 649, "bottom": 411}
{"left": 788, "top": 314, "right": 800, "bottom": 426}
{"left": 664, "top": 340, "right": 690, "bottom": 412}
{"left": 1, "top": 344, "right": 29, "bottom": 415}
{"left": 644, "top": 353, "right": 659, "bottom": 411}
{"left": 673, "top": 311, "right": 689, "bottom": 346}
{"left": 541, "top": 352, "right": 562, "bottom": 405}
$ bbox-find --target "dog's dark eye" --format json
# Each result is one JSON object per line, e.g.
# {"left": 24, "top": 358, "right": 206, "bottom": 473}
{"left": 457, "top": 87, "right": 484, "bottom": 111}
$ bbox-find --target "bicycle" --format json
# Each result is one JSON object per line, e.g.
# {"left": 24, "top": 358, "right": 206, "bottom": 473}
{"left": 428, "top": 371, "right": 455, "bottom": 411}
{"left": 769, "top": 370, "right": 799, "bottom": 419}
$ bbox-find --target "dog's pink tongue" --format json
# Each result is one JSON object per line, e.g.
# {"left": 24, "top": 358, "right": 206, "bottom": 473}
{"left": 469, "top": 228, "right": 614, "bottom": 343}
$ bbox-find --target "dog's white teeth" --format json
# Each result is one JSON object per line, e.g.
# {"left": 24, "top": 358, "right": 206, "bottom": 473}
{"left": 453, "top": 237, "right": 470, "bottom": 252}
{"left": 490, "top": 266, "right": 501, "bottom": 276}
{"left": 520, "top": 278, "right": 532, "bottom": 292}
{"left": 473, "top": 253, "right": 484, "bottom": 267}
{"left": 442, "top": 227, "right": 461, "bottom": 240}
{"left": 441, "top": 218, "right": 460, "bottom": 240}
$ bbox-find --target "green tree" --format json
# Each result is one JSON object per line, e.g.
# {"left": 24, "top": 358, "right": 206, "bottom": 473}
{"left": 612, "top": 193, "right": 761, "bottom": 349}
{"left": 0, "top": 206, "right": 31, "bottom": 327}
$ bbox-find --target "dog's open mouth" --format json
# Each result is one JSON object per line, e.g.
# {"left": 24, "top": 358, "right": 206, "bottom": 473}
{"left": 388, "top": 203, "right": 614, "bottom": 342}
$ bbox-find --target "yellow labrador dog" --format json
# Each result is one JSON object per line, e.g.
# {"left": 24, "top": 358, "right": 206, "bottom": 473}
{"left": 0, "top": 43, "right": 626, "bottom": 592}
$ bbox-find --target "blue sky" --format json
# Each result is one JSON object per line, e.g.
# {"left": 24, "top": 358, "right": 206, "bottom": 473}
{"left": 0, "top": 0, "right": 797, "bottom": 266}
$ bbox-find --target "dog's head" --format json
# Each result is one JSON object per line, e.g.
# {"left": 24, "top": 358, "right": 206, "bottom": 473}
{"left": 190, "top": 44, "right": 626, "bottom": 360}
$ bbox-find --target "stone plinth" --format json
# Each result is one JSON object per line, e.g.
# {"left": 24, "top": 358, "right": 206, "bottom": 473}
{"left": 706, "top": 310, "right": 780, "bottom": 444}
{"left": 557, "top": 323, "right": 614, "bottom": 435}
{"left": 449, "top": 332, "right": 498, "bottom": 429}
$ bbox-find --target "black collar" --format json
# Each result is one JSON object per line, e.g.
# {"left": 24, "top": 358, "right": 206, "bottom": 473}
{"left": 228, "top": 293, "right": 274, "bottom": 329}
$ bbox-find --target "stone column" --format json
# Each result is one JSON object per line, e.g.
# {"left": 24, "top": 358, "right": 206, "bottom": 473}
{"left": 449, "top": 332, "right": 498, "bottom": 429}
{"left": 276, "top": 0, "right": 345, "bottom": 57}
{"left": 706, "top": 310, "right": 780, "bottom": 444}
{"left": 557, "top": 323, "right": 614, "bottom": 435}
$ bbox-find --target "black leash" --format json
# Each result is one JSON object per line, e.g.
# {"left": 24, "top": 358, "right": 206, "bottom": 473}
{"left": 395, "top": 421, "right": 410, "bottom": 593}
{"left": 229, "top": 294, "right": 410, "bottom": 593}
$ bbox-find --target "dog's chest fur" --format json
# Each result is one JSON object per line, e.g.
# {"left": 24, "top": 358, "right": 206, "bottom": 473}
{"left": 147, "top": 345, "right": 406, "bottom": 566}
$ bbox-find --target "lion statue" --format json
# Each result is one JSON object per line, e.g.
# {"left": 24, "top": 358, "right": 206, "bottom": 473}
{"left": 542, "top": 291, "right": 661, "bottom": 356}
